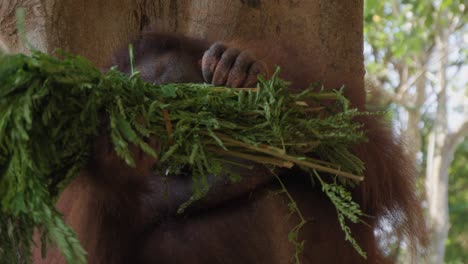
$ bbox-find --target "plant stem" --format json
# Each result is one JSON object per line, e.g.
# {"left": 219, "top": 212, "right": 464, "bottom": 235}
{"left": 214, "top": 133, "right": 364, "bottom": 181}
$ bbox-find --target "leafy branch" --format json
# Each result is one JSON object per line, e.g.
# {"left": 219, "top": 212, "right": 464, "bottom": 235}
{"left": 1, "top": 50, "right": 368, "bottom": 263}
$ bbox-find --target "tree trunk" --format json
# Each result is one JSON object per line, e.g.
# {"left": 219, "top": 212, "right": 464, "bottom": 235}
{"left": 403, "top": 60, "right": 427, "bottom": 159}
{"left": 0, "top": 0, "right": 365, "bottom": 106}
{"left": 425, "top": 134, "right": 453, "bottom": 264}
{"left": 425, "top": 29, "right": 450, "bottom": 264}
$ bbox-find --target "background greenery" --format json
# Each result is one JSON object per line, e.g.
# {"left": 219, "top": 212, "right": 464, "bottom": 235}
{"left": 447, "top": 141, "right": 468, "bottom": 263}
{"left": 364, "top": 0, "right": 467, "bottom": 263}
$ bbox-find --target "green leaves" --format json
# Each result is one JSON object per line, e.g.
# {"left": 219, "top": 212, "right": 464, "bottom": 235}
{"left": 0, "top": 51, "right": 98, "bottom": 264}
{"left": 317, "top": 173, "right": 366, "bottom": 258}
{"left": 0, "top": 51, "right": 367, "bottom": 263}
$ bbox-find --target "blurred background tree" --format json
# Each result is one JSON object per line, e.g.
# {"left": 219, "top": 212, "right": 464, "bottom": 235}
{"left": 364, "top": 0, "right": 468, "bottom": 263}
{"left": 446, "top": 141, "right": 468, "bottom": 263}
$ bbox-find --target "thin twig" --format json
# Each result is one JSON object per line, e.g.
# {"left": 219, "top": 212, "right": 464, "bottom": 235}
{"left": 207, "top": 146, "right": 294, "bottom": 168}
{"left": 214, "top": 133, "right": 364, "bottom": 181}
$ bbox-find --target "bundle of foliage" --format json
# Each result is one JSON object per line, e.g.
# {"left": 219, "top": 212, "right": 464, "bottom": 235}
{"left": 0, "top": 51, "right": 367, "bottom": 264}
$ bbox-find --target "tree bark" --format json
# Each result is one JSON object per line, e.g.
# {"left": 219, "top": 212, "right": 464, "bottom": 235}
{"left": 0, "top": 0, "right": 365, "bottom": 106}
{"left": 403, "top": 60, "right": 427, "bottom": 158}
{"left": 424, "top": 28, "right": 451, "bottom": 264}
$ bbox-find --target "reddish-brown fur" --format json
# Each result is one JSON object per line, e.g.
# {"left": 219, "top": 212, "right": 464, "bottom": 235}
{"left": 33, "top": 30, "right": 426, "bottom": 264}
